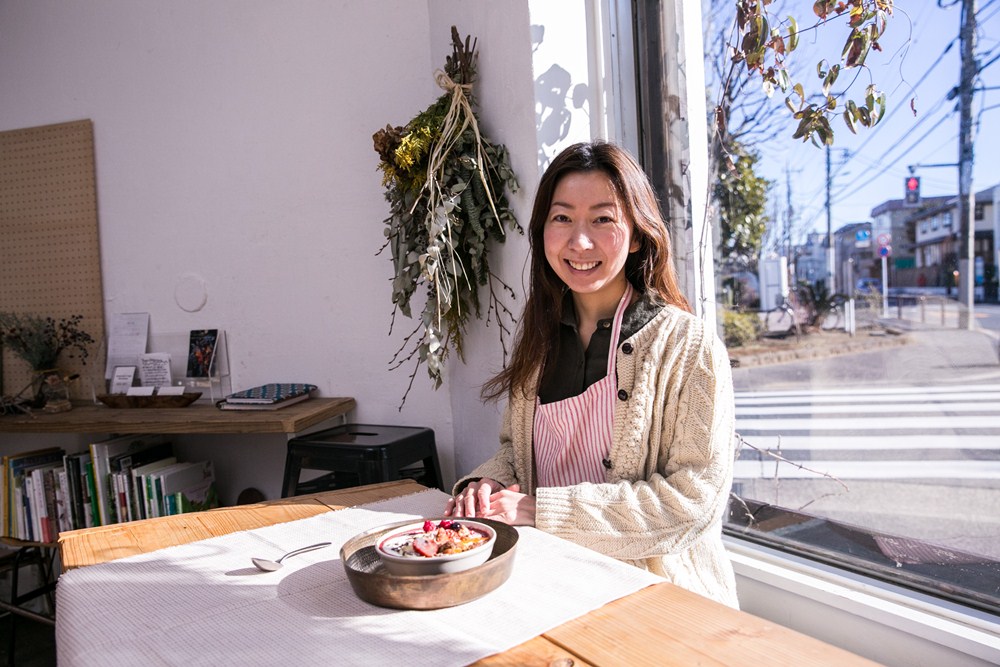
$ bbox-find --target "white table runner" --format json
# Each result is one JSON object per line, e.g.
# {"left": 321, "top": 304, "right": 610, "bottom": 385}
{"left": 56, "top": 489, "right": 662, "bottom": 666}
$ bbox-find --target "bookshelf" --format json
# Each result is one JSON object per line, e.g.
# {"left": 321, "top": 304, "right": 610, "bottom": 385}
{"left": 0, "top": 397, "right": 356, "bottom": 435}
{"left": 0, "top": 398, "right": 356, "bottom": 545}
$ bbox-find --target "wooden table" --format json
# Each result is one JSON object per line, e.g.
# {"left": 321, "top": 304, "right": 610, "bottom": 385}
{"left": 0, "top": 396, "right": 355, "bottom": 434}
{"left": 59, "top": 480, "right": 882, "bottom": 666}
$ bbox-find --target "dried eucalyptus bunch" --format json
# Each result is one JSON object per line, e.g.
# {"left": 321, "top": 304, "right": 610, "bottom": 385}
{"left": 373, "top": 27, "right": 521, "bottom": 405}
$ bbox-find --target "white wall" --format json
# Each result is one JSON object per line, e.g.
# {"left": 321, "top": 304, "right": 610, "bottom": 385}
{"left": 0, "top": 0, "right": 603, "bottom": 503}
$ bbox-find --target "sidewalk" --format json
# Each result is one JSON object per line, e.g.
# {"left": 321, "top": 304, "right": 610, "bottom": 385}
{"left": 729, "top": 328, "right": 908, "bottom": 368}
{"left": 730, "top": 324, "right": 1000, "bottom": 391}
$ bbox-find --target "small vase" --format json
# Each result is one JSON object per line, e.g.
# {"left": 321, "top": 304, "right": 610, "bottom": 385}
{"left": 32, "top": 368, "right": 73, "bottom": 413}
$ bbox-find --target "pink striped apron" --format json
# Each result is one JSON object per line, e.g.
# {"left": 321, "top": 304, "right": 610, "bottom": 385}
{"left": 534, "top": 284, "right": 632, "bottom": 486}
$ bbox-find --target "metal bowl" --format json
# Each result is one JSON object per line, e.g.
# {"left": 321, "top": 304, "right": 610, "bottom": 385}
{"left": 340, "top": 517, "right": 518, "bottom": 609}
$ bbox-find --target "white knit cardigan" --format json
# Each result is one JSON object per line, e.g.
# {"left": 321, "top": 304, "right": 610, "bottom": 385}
{"left": 455, "top": 305, "right": 740, "bottom": 608}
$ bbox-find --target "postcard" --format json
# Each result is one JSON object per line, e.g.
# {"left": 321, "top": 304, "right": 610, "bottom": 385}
{"left": 186, "top": 329, "right": 218, "bottom": 378}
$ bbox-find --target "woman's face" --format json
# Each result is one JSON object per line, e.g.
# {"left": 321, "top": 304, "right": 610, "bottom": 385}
{"left": 543, "top": 170, "right": 640, "bottom": 303}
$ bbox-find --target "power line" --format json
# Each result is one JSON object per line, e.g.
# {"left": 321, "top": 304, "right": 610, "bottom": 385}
{"left": 977, "top": 0, "right": 1000, "bottom": 18}
{"left": 770, "top": 2, "right": 994, "bottom": 235}
{"left": 816, "top": 0, "right": 995, "bottom": 208}
{"left": 827, "top": 37, "right": 959, "bottom": 183}
{"left": 792, "top": 91, "right": 956, "bottom": 226}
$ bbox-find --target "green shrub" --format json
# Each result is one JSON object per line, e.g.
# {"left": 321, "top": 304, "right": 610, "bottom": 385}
{"left": 722, "top": 309, "right": 761, "bottom": 348}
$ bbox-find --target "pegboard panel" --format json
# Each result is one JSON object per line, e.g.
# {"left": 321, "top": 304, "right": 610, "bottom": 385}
{"left": 1, "top": 119, "right": 106, "bottom": 400}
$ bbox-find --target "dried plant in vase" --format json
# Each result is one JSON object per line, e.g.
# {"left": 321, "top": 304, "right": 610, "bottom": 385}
{"left": 373, "top": 26, "right": 522, "bottom": 407}
{"left": 0, "top": 312, "right": 95, "bottom": 411}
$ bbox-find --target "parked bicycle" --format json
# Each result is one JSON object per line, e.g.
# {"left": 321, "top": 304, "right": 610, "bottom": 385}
{"left": 819, "top": 294, "right": 847, "bottom": 331}
{"left": 764, "top": 294, "right": 800, "bottom": 338}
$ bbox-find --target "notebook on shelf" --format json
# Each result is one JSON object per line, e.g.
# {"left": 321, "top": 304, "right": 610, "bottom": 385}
{"left": 217, "top": 383, "right": 317, "bottom": 410}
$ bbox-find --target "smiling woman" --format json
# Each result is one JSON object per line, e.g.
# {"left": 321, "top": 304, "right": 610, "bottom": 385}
{"left": 443, "top": 141, "right": 741, "bottom": 609}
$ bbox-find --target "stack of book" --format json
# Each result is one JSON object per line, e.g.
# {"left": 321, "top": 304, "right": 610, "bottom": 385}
{"left": 216, "top": 383, "right": 316, "bottom": 411}
{"left": 1, "top": 435, "right": 219, "bottom": 543}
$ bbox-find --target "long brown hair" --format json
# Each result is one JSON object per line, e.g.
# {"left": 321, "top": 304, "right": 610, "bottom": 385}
{"left": 482, "top": 141, "right": 690, "bottom": 402}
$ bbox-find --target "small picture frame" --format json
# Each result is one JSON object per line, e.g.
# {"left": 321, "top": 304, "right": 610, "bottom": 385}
{"left": 110, "top": 366, "right": 137, "bottom": 394}
{"left": 187, "top": 329, "right": 218, "bottom": 378}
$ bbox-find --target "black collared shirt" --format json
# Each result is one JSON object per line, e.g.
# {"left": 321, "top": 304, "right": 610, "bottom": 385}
{"left": 538, "top": 290, "right": 663, "bottom": 405}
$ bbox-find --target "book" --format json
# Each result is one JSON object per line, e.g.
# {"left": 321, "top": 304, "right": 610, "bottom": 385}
{"left": 172, "top": 477, "right": 219, "bottom": 514}
{"left": 89, "top": 435, "right": 170, "bottom": 526}
{"left": 217, "top": 383, "right": 316, "bottom": 410}
{"left": 149, "top": 462, "right": 196, "bottom": 517}
{"left": 109, "top": 440, "right": 174, "bottom": 522}
{"left": 3, "top": 448, "right": 64, "bottom": 539}
{"left": 159, "top": 461, "right": 216, "bottom": 516}
{"left": 26, "top": 463, "right": 60, "bottom": 542}
{"left": 23, "top": 474, "right": 36, "bottom": 541}
{"left": 112, "top": 471, "right": 130, "bottom": 523}
{"left": 186, "top": 329, "right": 218, "bottom": 378}
{"left": 130, "top": 457, "right": 177, "bottom": 520}
{"left": 40, "top": 466, "right": 60, "bottom": 542}
{"left": 55, "top": 469, "right": 72, "bottom": 533}
{"left": 223, "top": 383, "right": 317, "bottom": 405}
{"left": 216, "top": 393, "right": 312, "bottom": 411}
{"left": 83, "top": 460, "right": 98, "bottom": 528}
{"left": 63, "top": 451, "right": 91, "bottom": 530}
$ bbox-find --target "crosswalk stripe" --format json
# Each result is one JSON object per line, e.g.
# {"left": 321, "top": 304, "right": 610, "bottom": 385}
{"left": 736, "top": 392, "right": 1000, "bottom": 406}
{"left": 736, "top": 415, "right": 1000, "bottom": 430}
{"left": 733, "top": 384, "right": 1000, "bottom": 480}
{"left": 734, "top": 434, "right": 1000, "bottom": 450}
{"left": 734, "top": 460, "right": 1000, "bottom": 479}
{"left": 735, "top": 384, "right": 1000, "bottom": 399}
{"left": 736, "top": 401, "right": 1000, "bottom": 416}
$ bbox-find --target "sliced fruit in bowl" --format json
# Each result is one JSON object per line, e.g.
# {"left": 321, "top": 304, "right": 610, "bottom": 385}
{"left": 376, "top": 518, "right": 496, "bottom": 576}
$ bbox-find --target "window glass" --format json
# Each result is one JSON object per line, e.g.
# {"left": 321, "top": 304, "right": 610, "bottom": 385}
{"left": 671, "top": 0, "right": 1000, "bottom": 614}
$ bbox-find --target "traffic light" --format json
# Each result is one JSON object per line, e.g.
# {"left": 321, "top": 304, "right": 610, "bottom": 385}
{"left": 904, "top": 176, "right": 921, "bottom": 206}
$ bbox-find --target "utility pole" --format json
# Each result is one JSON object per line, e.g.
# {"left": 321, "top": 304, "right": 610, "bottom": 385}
{"left": 958, "top": 0, "right": 977, "bottom": 329}
{"left": 785, "top": 166, "right": 795, "bottom": 283}
{"left": 825, "top": 146, "right": 835, "bottom": 293}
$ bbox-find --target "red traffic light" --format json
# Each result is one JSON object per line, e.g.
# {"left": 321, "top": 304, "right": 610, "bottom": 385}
{"left": 904, "top": 176, "right": 920, "bottom": 206}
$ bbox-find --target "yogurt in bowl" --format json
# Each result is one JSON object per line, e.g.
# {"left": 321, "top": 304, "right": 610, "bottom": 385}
{"left": 376, "top": 519, "right": 496, "bottom": 576}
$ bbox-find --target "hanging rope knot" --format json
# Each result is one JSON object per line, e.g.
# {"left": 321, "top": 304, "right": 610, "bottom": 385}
{"left": 434, "top": 70, "right": 473, "bottom": 95}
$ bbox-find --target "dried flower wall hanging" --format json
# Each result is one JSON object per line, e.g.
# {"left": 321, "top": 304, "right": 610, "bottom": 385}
{"left": 373, "top": 27, "right": 522, "bottom": 407}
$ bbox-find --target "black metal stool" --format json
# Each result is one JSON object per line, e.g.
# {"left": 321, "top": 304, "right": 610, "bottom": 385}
{"left": 1, "top": 541, "right": 58, "bottom": 666}
{"left": 281, "top": 424, "right": 443, "bottom": 498}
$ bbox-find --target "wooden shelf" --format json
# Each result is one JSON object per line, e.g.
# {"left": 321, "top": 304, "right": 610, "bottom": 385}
{"left": 0, "top": 397, "right": 356, "bottom": 435}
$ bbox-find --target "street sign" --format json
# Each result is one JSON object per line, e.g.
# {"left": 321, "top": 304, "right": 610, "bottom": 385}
{"left": 855, "top": 229, "right": 871, "bottom": 248}
{"left": 876, "top": 233, "right": 892, "bottom": 246}
{"left": 878, "top": 245, "right": 892, "bottom": 257}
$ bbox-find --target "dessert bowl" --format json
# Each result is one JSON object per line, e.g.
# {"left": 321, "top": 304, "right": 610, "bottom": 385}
{"left": 375, "top": 518, "right": 496, "bottom": 576}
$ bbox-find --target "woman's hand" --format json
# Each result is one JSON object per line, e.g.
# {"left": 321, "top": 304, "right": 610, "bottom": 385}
{"left": 481, "top": 484, "right": 535, "bottom": 526}
{"left": 444, "top": 478, "right": 503, "bottom": 518}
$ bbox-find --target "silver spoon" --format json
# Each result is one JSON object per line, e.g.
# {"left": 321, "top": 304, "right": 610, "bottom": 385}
{"left": 251, "top": 541, "right": 331, "bottom": 572}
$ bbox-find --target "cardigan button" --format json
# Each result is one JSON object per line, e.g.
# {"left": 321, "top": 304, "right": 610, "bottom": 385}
{"left": 617, "top": 389, "right": 628, "bottom": 401}
{"left": 621, "top": 342, "right": 633, "bottom": 354}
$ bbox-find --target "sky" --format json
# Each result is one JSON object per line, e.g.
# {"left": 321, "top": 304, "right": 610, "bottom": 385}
{"left": 723, "top": 1, "right": 1000, "bottom": 243}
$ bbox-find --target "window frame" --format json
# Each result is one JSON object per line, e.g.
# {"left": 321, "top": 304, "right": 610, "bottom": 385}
{"left": 616, "top": 0, "right": 1000, "bottom": 625}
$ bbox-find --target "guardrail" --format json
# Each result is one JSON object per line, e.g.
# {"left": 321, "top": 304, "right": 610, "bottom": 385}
{"left": 888, "top": 294, "right": 952, "bottom": 326}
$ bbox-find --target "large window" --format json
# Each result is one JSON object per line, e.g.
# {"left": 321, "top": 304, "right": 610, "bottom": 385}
{"left": 630, "top": 0, "right": 1000, "bottom": 615}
